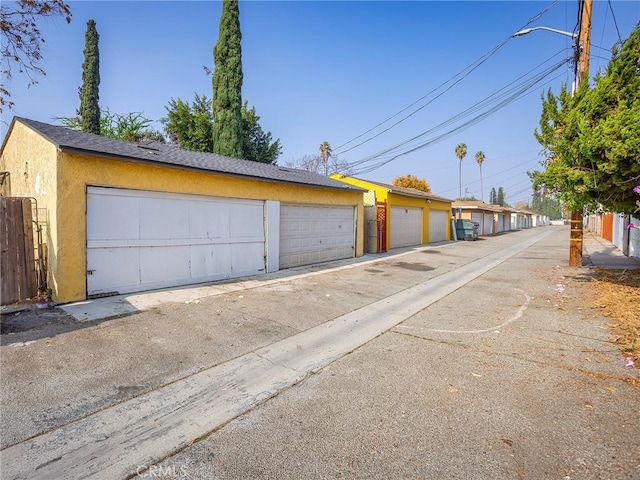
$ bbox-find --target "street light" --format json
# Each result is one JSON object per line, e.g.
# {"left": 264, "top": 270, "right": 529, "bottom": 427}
{"left": 511, "top": 26, "right": 577, "bottom": 39}
{"left": 512, "top": 25, "right": 581, "bottom": 93}
{"left": 512, "top": 8, "right": 593, "bottom": 267}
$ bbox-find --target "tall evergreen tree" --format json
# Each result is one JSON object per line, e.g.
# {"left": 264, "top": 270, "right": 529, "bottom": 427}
{"left": 212, "top": 0, "right": 244, "bottom": 158}
{"left": 79, "top": 19, "right": 100, "bottom": 134}
{"left": 489, "top": 187, "right": 497, "bottom": 205}
{"left": 497, "top": 187, "right": 506, "bottom": 207}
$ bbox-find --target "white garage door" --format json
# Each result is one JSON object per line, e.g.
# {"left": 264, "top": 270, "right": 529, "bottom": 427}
{"left": 280, "top": 204, "right": 355, "bottom": 269}
{"left": 86, "top": 187, "right": 266, "bottom": 296}
{"left": 428, "top": 209, "right": 449, "bottom": 243}
{"left": 483, "top": 213, "right": 494, "bottom": 235}
{"left": 390, "top": 207, "right": 423, "bottom": 248}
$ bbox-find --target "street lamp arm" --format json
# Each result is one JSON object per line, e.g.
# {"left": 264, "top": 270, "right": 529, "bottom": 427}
{"left": 512, "top": 26, "right": 577, "bottom": 39}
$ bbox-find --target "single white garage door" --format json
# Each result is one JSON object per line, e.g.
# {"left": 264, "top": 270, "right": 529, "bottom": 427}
{"left": 428, "top": 209, "right": 449, "bottom": 243}
{"left": 280, "top": 204, "right": 355, "bottom": 269}
{"left": 390, "top": 207, "right": 423, "bottom": 248}
{"left": 483, "top": 213, "right": 494, "bottom": 235}
{"left": 86, "top": 187, "right": 266, "bottom": 296}
{"left": 471, "top": 212, "right": 483, "bottom": 234}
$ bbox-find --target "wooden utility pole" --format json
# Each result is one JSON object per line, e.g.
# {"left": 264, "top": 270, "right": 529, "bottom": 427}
{"left": 569, "top": 0, "right": 592, "bottom": 266}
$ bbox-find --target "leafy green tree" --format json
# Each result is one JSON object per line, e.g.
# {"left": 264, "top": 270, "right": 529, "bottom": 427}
{"left": 241, "top": 102, "right": 281, "bottom": 164}
{"left": 212, "top": 0, "right": 243, "bottom": 158}
{"left": 497, "top": 187, "right": 506, "bottom": 207}
{"left": 57, "top": 109, "right": 164, "bottom": 142}
{"left": 454, "top": 143, "right": 467, "bottom": 200}
{"left": 392, "top": 175, "right": 431, "bottom": 193}
{"left": 533, "top": 25, "right": 640, "bottom": 215}
{"left": 162, "top": 94, "right": 214, "bottom": 152}
{"left": 0, "top": 0, "right": 72, "bottom": 112}
{"left": 79, "top": 19, "right": 100, "bottom": 134}
{"left": 162, "top": 95, "right": 281, "bottom": 163}
{"left": 489, "top": 187, "right": 497, "bottom": 205}
{"left": 530, "top": 189, "right": 563, "bottom": 219}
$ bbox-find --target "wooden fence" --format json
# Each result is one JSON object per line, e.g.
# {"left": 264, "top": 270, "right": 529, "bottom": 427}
{"left": 1, "top": 197, "right": 39, "bottom": 305}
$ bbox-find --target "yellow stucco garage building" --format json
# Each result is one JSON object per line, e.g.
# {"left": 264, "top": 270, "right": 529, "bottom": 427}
{"left": 1, "top": 118, "right": 364, "bottom": 303}
{"left": 331, "top": 175, "right": 453, "bottom": 251}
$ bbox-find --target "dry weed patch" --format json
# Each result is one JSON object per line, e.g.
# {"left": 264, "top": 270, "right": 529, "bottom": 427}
{"left": 590, "top": 268, "right": 640, "bottom": 363}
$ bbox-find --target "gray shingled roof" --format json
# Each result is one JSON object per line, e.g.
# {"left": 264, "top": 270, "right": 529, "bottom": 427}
{"left": 14, "top": 117, "right": 364, "bottom": 192}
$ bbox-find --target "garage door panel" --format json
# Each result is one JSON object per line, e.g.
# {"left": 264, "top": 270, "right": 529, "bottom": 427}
{"left": 87, "top": 187, "right": 266, "bottom": 296}
{"left": 87, "top": 247, "right": 140, "bottom": 295}
{"left": 429, "top": 210, "right": 448, "bottom": 243}
{"left": 230, "top": 242, "right": 266, "bottom": 275}
{"left": 280, "top": 204, "right": 355, "bottom": 269}
{"left": 230, "top": 203, "right": 264, "bottom": 237}
{"left": 483, "top": 213, "right": 494, "bottom": 235}
{"left": 391, "top": 207, "right": 422, "bottom": 248}
{"left": 189, "top": 201, "right": 230, "bottom": 239}
{"left": 87, "top": 193, "right": 139, "bottom": 241}
{"left": 190, "top": 244, "right": 232, "bottom": 280}
{"left": 139, "top": 197, "right": 190, "bottom": 240}
{"left": 139, "top": 245, "right": 191, "bottom": 285}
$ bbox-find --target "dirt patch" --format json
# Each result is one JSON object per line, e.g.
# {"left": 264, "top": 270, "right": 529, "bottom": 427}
{"left": 538, "top": 265, "right": 639, "bottom": 386}
{"left": 588, "top": 268, "right": 640, "bottom": 366}
{"left": 1, "top": 304, "right": 76, "bottom": 335}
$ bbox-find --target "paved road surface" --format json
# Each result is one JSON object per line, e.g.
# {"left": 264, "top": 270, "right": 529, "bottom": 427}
{"left": 1, "top": 226, "right": 638, "bottom": 479}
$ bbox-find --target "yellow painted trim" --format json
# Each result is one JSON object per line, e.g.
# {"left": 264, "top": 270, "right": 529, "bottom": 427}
{"left": 330, "top": 174, "right": 453, "bottom": 244}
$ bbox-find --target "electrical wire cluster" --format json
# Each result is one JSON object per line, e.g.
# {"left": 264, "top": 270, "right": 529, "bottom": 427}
{"left": 332, "top": 0, "right": 569, "bottom": 181}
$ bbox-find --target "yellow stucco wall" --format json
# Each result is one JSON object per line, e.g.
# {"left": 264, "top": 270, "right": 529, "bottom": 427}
{"left": 0, "top": 121, "right": 59, "bottom": 295}
{"left": 51, "top": 153, "right": 363, "bottom": 303}
{"left": 3, "top": 123, "right": 364, "bottom": 303}
{"left": 331, "top": 175, "right": 452, "bottom": 244}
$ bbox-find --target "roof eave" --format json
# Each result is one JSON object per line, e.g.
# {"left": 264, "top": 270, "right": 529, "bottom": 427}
{"left": 58, "top": 145, "right": 366, "bottom": 193}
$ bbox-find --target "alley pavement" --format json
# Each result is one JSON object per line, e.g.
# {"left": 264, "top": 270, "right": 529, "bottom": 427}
{"left": 1, "top": 226, "right": 638, "bottom": 479}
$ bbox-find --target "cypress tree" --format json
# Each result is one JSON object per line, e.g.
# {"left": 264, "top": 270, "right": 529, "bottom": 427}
{"left": 212, "top": 0, "right": 244, "bottom": 158}
{"left": 79, "top": 19, "right": 100, "bottom": 135}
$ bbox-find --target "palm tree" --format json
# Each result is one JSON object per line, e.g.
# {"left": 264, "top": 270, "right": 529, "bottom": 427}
{"left": 454, "top": 143, "right": 467, "bottom": 200}
{"left": 475, "top": 150, "right": 486, "bottom": 202}
{"left": 319, "top": 141, "right": 332, "bottom": 176}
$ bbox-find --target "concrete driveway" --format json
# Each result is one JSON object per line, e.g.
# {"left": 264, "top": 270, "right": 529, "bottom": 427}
{"left": 1, "top": 226, "right": 638, "bottom": 479}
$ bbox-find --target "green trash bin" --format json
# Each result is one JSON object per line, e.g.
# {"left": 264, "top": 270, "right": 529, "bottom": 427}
{"left": 455, "top": 219, "right": 479, "bottom": 241}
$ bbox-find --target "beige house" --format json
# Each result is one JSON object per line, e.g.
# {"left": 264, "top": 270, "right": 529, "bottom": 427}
{"left": 452, "top": 201, "right": 503, "bottom": 236}
{"left": 1, "top": 118, "right": 365, "bottom": 303}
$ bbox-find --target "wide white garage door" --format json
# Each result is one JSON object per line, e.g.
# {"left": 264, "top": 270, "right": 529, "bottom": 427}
{"left": 390, "top": 207, "right": 423, "bottom": 248}
{"left": 280, "top": 204, "right": 355, "bottom": 269}
{"left": 428, "top": 209, "right": 449, "bottom": 243}
{"left": 86, "top": 187, "right": 266, "bottom": 296}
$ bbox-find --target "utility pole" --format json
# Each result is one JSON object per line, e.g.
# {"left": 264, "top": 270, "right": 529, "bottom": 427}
{"left": 569, "top": 0, "right": 592, "bottom": 266}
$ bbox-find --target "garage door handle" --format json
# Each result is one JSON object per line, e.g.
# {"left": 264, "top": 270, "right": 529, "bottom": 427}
{"left": 87, "top": 269, "right": 95, "bottom": 275}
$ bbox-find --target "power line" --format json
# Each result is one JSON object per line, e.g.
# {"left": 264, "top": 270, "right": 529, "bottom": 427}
{"left": 332, "top": 0, "right": 562, "bottom": 156}
{"left": 343, "top": 55, "right": 571, "bottom": 176}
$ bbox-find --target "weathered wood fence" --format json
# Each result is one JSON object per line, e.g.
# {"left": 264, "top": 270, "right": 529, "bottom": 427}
{"left": 1, "top": 197, "right": 39, "bottom": 305}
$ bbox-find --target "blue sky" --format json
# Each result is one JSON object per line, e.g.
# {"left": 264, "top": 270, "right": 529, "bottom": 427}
{"left": 2, "top": 1, "right": 639, "bottom": 205}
